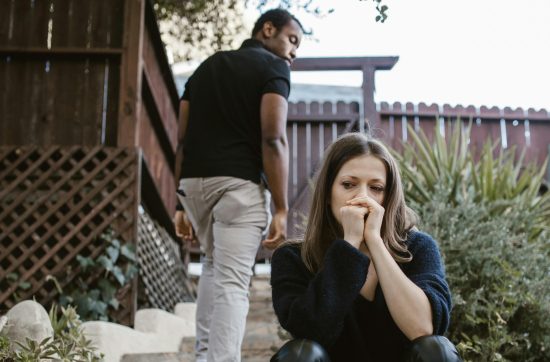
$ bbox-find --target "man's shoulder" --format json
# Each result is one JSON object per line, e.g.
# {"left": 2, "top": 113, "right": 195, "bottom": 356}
{"left": 235, "top": 46, "right": 287, "bottom": 65}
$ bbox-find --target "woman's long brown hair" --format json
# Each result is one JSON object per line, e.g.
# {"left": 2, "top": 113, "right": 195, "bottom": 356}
{"left": 298, "top": 133, "right": 416, "bottom": 274}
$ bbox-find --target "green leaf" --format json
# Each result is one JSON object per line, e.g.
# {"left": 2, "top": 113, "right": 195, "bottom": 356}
{"left": 106, "top": 246, "right": 120, "bottom": 263}
{"left": 110, "top": 238, "right": 121, "bottom": 249}
{"left": 109, "top": 298, "right": 120, "bottom": 310}
{"left": 125, "top": 264, "right": 139, "bottom": 279}
{"left": 98, "top": 279, "right": 116, "bottom": 301}
{"left": 120, "top": 244, "right": 136, "bottom": 262}
{"left": 7, "top": 272, "right": 18, "bottom": 282}
{"left": 76, "top": 255, "right": 95, "bottom": 270}
{"left": 97, "top": 255, "right": 114, "bottom": 271}
{"left": 111, "top": 266, "right": 126, "bottom": 286}
{"left": 18, "top": 281, "right": 31, "bottom": 290}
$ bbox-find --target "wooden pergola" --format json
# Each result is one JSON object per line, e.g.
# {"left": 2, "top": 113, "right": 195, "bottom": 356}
{"left": 291, "top": 56, "right": 399, "bottom": 132}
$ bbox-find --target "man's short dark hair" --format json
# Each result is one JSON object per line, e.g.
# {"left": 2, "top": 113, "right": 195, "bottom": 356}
{"left": 251, "top": 8, "right": 305, "bottom": 37}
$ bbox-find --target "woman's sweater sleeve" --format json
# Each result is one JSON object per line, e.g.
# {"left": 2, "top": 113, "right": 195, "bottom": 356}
{"left": 406, "top": 232, "right": 452, "bottom": 335}
{"left": 271, "top": 239, "right": 370, "bottom": 347}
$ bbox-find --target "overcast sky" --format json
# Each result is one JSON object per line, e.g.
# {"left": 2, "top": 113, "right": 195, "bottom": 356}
{"left": 244, "top": 0, "right": 549, "bottom": 110}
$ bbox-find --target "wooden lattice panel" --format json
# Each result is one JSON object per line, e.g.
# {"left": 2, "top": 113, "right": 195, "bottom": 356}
{"left": 138, "top": 208, "right": 196, "bottom": 311}
{"left": 0, "top": 146, "right": 139, "bottom": 324}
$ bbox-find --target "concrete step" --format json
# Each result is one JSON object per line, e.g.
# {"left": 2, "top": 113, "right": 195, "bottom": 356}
{"left": 120, "top": 352, "right": 193, "bottom": 362}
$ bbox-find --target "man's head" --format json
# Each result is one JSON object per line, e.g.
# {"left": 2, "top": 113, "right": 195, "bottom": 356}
{"left": 252, "top": 9, "right": 304, "bottom": 65}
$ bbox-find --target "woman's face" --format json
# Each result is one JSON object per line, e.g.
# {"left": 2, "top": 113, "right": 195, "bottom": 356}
{"left": 330, "top": 154, "right": 387, "bottom": 225}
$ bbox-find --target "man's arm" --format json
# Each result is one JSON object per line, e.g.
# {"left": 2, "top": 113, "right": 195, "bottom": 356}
{"left": 260, "top": 93, "right": 289, "bottom": 249}
{"left": 174, "top": 99, "right": 193, "bottom": 241}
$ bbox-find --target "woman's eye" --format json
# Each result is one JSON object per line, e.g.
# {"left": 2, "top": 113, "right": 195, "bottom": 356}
{"left": 342, "top": 182, "right": 354, "bottom": 189}
{"left": 371, "top": 186, "right": 385, "bottom": 193}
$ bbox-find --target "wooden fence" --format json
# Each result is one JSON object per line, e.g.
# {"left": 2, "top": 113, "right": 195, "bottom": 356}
{"left": 377, "top": 102, "right": 550, "bottom": 166}
{"left": 0, "top": 0, "right": 178, "bottom": 216}
{"left": 284, "top": 101, "right": 550, "bottom": 240}
{"left": 0, "top": 0, "right": 186, "bottom": 324}
{"left": 284, "top": 101, "right": 360, "bottom": 240}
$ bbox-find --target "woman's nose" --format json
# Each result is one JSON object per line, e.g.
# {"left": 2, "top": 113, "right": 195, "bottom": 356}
{"left": 356, "top": 185, "right": 368, "bottom": 198}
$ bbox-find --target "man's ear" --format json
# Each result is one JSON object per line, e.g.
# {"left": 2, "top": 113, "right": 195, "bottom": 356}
{"left": 261, "top": 21, "right": 276, "bottom": 38}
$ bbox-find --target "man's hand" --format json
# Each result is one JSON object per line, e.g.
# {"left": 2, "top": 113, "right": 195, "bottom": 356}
{"left": 174, "top": 210, "right": 194, "bottom": 242}
{"left": 262, "top": 210, "right": 287, "bottom": 250}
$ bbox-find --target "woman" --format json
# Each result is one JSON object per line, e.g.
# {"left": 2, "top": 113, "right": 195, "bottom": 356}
{"left": 270, "top": 133, "right": 461, "bottom": 361}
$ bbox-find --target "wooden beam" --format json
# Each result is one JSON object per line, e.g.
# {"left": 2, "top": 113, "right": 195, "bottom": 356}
{"left": 290, "top": 57, "right": 399, "bottom": 132}
{"left": 362, "top": 66, "right": 377, "bottom": 132}
{"left": 291, "top": 57, "right": 398, "bottom": 71}
{"left": 117, "top": 0, "right": 145, "bottom": 147}
{"left": 0, "top": 47, "right": 122, "bottom": 57}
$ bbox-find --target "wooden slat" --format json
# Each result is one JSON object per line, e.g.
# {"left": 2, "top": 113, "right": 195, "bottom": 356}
{"left": 139, "top": 103, "right": 176, "bottom": 213}
{"left": 0, "top": 57, "right": 111, "bottom": 146}
{"left": 10, "top": 0, "right": 33, "bottom": 47}
{"left": 29, "top": 0, "right": 52, "bottom": 48}
{"left": 0, "top": 0, "right": 15, "bottom": 45}
{"left": 142, "top": 30, "right": 178, "bottom": 151}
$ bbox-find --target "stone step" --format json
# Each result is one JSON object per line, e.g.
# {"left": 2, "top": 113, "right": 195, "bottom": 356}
{"left": 121, "top": 351, "right": 276, "bottom": 362}
{"left": 120, "top": 352, "right": 193, "bottom": 362}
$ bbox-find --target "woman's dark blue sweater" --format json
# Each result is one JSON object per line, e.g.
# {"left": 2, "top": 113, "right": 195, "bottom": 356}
{"left": 270, "top": 231, "right": 452, "bottom": 362}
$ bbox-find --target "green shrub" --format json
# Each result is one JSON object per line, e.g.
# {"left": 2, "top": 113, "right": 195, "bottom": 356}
{"left": 394, "top": 121, "right": 550, "bottom": 361}
{"left": 48, "top": 229, "right": 138, "bottom": 322}
{"left": 0, "top": 304, "right": 103, "bottom": 361}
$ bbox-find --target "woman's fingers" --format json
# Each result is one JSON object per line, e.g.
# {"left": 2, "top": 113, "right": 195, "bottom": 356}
{"left": 340, "top": 205, "right": 369, "bottom": 248}
{"left": 346, "top": 195, "right": 377, "bottom": 207}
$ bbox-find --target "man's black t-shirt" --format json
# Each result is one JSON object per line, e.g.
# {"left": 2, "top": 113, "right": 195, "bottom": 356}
{"left": 180, "top": 39, "right": 291, "bottom": 184}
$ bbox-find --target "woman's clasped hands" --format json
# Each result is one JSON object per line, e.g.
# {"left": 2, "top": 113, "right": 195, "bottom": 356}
{"left": 341, "top": 195, "right": 384, "bottom": 249}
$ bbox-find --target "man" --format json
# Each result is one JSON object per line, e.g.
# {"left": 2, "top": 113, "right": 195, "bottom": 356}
{"left": 173, "top": 9, "right": 304, "bottom": 362}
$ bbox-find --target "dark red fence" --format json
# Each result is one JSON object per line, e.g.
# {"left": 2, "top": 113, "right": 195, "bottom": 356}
{"left": 282, "top": 101, "right": 550, "bottom": 241}
{"left": 376, "top": 102, "right": 550, "bottom": 166}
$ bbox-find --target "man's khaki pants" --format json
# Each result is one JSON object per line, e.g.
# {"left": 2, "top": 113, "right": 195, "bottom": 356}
{"left": 178, "top": 177, "right": 270, "bottom": 362}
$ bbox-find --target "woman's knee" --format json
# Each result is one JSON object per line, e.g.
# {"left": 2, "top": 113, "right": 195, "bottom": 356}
{"left": 271, "top": 339, "right": 331, "bottom": 362}
{"left": 403, "top": 335, "right": 462, "bottom": 362}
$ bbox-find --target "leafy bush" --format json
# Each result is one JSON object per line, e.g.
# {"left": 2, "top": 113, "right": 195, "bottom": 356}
{"left": 0, "top": 304, "right": 103, "bottom": 361}
{"left": 394, "top": 121, "right": 550, "bottom": 361}
{"left": 48, "top": 229, "right": 138, "bottom": 322}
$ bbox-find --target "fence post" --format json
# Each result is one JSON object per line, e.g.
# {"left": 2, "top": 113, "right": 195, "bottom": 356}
{"left": 362, "top": 65, "right": 376, "bottom": 134}
{"left": 117, "top": 0, "right": 145, "bottom": 147}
